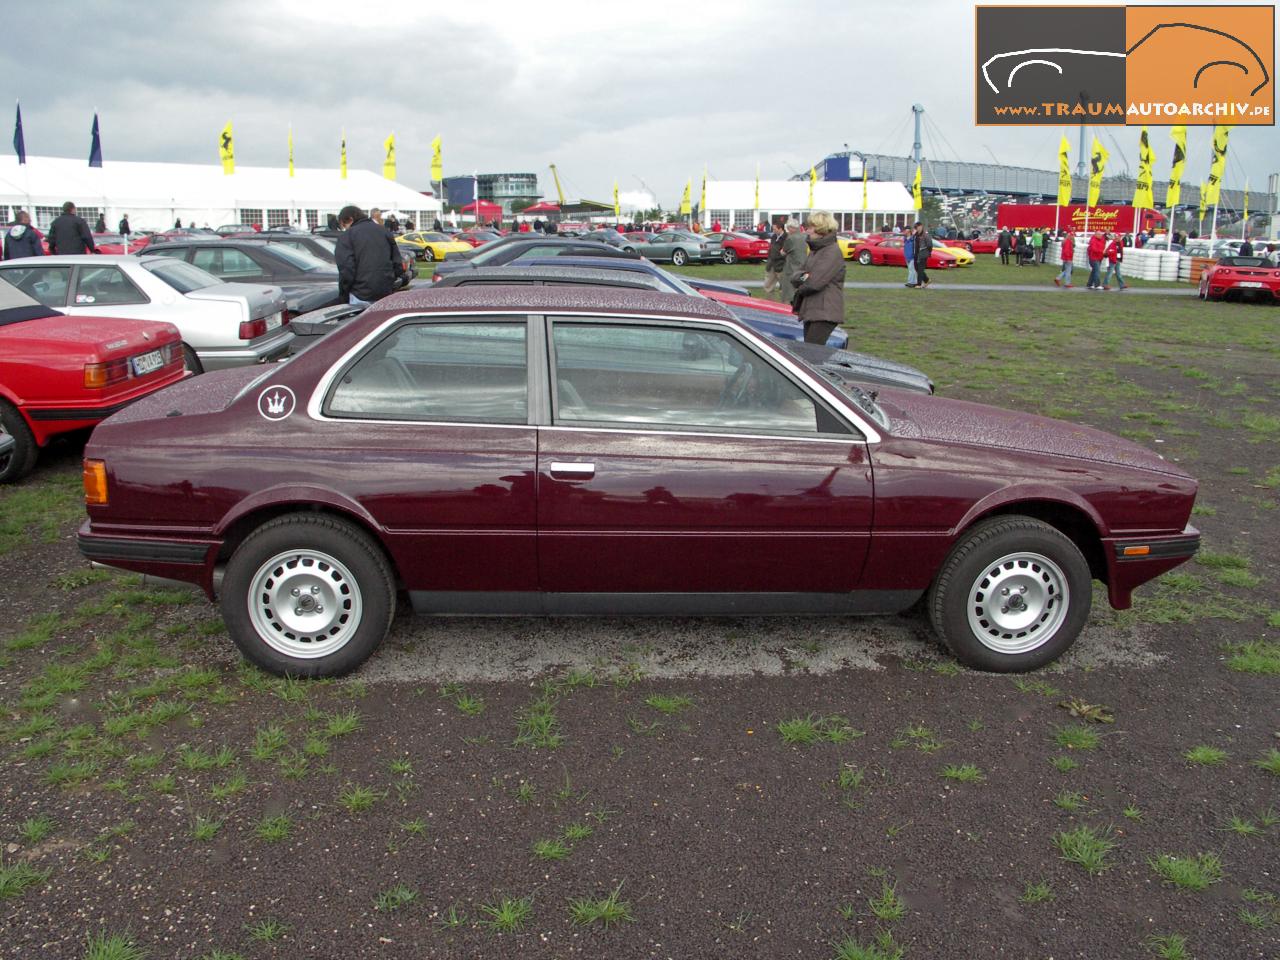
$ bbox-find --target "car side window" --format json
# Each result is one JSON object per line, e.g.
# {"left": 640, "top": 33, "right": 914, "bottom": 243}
{"left": 0, "top": 265, "right": 72, "bottom": 306}
{"left": 326, "top": 321, "right": 528, "bottom": 424}
{"left": 143, "top": 246, "right": 187, "bottom": 260}
{"left": 510, "top": 245, "right": 572, "bottom": 261}
{"left": 73, "top": 266, "right": 148, "bottom": 306}
{"left": 192, "top": 247, "right": 265, "bottom": 279}
{"left": 550, "top": 322, "right": 837, "bottom": 437}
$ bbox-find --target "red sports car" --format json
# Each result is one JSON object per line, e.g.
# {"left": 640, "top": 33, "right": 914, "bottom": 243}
{"left": 79, "top": 285, "right": 1198, "bottom": 678}
{"left": 455, "top": 230, "right": 502, "bottom": 248}
{"left": 852, "top": 236, "right": 958, "bottom": 269}
{"left": 0, "top": 282, "right": 186, "bottom": 482}
{"left": 1198, "top": 256, "right": 1280, "bottom": 302}
{"left": 706, "top": 231, "right": 771, "bottom": 264}
{"left": 947, "top": 236, "right": 1000, "bottom": 255}
{"left": 92, "top": 233, "right": 149, "bottom": 255}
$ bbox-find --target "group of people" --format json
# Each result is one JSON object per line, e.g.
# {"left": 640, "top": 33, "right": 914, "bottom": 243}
{"left": 3, "top": 201, "right": 98, "bottom": 259}
{"left": 996, "top": 228, "right": 1049, "bottom": 266}
{"left": 1051, "top": 229, "right": 1129, "bottom": 290}
{"left": 760, "top": 214, "right": 846, "bottom": 344}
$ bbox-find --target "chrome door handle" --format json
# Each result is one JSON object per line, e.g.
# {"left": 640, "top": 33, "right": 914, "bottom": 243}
{"left": 549, "top": 461, "right": 596, "bottom": 479}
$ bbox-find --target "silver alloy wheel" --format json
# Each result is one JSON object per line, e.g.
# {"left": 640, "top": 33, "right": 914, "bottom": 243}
{"left": 246, "top": 549, "right": 363, "bottom": 659}
{"left": 965, "top": 551, "right": 1070, "bottom": 655}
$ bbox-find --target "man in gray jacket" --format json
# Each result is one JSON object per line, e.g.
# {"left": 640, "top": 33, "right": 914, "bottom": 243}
{"left": 779, "top": 219, "right": 807, "bottom": 305}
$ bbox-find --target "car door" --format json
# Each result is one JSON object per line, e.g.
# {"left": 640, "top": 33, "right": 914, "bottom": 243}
{"left": 537, "top": 318, "right": 873, "bottom": 596}
{"left": 318, "top": 316, "right": 538, "bottom": 596}
{"left": 880, "top": 238, "right": 905, "bottom": 265}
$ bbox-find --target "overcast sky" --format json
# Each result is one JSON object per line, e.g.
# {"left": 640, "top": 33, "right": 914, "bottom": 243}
{"left": 3, "top": 0, "right": 1277, "bottom": 207}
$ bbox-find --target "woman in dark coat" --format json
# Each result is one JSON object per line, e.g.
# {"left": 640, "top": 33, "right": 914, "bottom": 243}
{"left": 791, "top": 211, "right": 846, "bottom": 344}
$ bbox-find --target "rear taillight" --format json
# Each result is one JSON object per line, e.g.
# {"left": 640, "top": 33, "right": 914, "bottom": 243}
{"left": 282, "top": 311, "right": 295, "bottom": 324}
{"left": 239, "top": 318, "right": 266, "bottom": 340}
{"left": 83, "top": 459, "right": 108, "bottom": 506}
{"left": 84, "top": 359, "right": 129, "bottom": 388}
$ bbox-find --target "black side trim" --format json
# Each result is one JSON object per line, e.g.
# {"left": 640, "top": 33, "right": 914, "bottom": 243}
{"left": 27, "top": 400, "right": 138, "bottom": 422}
{"left": 409, "top": 590, "right": 921, "bottom": 617}
{"left": 0, "top": 305, "right": 61, "bottom": 327}
{"left": 1113, "top": 535, "right": 1201, "bottom": 562}
{"left": 77, "top": 534, "right": 209, "bottom": 564}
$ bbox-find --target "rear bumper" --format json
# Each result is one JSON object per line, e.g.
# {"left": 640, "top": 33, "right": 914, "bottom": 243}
{"left": 198, "top": 328, "right": 296, "bottom": 371}
{"left": 77, "top": 522, "right": 218, "bottom": 595}
{"left": 1102, "top": 526, "right": 1200, "bottom": 609}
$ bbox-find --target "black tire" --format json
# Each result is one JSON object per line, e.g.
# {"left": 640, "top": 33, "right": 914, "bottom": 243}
{"left": 857, "top": 250, "right": 873, "bottom": 266}
{"left": 182, "top": 343, "right": 203, "bottom": 375}
{"left": 219, "top": 514, "right": 396, "bottom": 677}
{"left": 622, "top": 246, "right": 635, "bottom": 254}
{"left": 0, "top": 400, "right": 38, "bottom": 483}
{"left": 927, "top": 516, "right": 1092, "bottom": 672}
{"left": 424, "top": 247, "right": 436, "bottom": 262}
{"left": 722, "top": 248, "right": 738, "bottom": 265}
{"left": 671, "top": 248, "right": 688, "bottom": 266}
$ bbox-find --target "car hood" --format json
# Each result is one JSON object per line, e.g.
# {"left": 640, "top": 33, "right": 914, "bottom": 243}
{"left": 878, "top": 389, "right": 1190, "bottom": 477}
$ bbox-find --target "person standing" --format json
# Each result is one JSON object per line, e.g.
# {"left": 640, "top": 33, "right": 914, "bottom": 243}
{"left": 48, "top": 202, "right": 97, "bottom": 255}
{"left": 4, "top": 210, "right": 43, "bottom": 259}
{"left": 1054, "top": 229, "right": 1075, "bottom": 287}
{"left": 997, "top": 228, "right": 1011, "bottom": 265}
{"left": 1032, "top": 228, "right": 1044, "bottom": 263}
{"left": 1239, "top": 238, "right": 1254, "bottom": 256}
{"left": 763, "top": 221, "right": 786, "bottom": 299}
{"left": 1086, "top": 229, "right": 1106, "bottom": 289}
{"left": 1101, "top": 232, "right": 1126, "bottom": 290}
{"left": 902, "top": 226, "right": 917, "bottom": 287}
{"left": 791, "top": 212, "right": 846, "bottom": 344}
{"left": 913, "top": 223, "right": 934, "bottom": 288}
{"left": 779, "top": 219, "right": 807, "bottom": 306}
{"left": 118, "top": 213, "right": 131, "bottom": 238}
{"left": 94, "top": 213, "right": 107, "bottom": 233}
{"left": 334, "top": 205, "right": 395, "bottom": 307}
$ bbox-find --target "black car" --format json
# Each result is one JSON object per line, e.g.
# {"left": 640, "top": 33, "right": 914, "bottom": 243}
{"left": 431, "top": 236, "right": 641, "bottom": 283}
{"left": 142, "top": 239, "right": 342, "bottom": 314}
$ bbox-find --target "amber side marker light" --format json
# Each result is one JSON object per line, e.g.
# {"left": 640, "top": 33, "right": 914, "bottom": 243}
{"left": 83, "top": 460, "right": 108, "bottom": 506}
{"left": 1123, "top": 545, "right": 1150, "bottom": 557}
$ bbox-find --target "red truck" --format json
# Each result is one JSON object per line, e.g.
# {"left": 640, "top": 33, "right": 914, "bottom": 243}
{"left": 997, "top": 204, "right": 1166, "bottom": 234}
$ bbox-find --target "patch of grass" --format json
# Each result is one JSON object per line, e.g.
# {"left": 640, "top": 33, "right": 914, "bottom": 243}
{"left": 322, "top": 708, "right": 362, "bottom": 738}
{"left": 1019, "top": 881, "right": 1054, "bottom": 904}
{"left": 1053, "top": 790, "right": 1087, "bottom": 812}
{"left": 1054, "top": 824, "right": 1116, "bottom": 875}
{"left": 454, "top": 693, "right": 486, "bottom": 716}
{"left": 1012, "top": 677, "right": 1062, "bottom": 697}
{"left": 1253, "top": 749, "right": 1280, "bottom": 776}
{"left": 532, "top": 838, "right": 571, "bottom": 861}
{"left": 644, "top": 694, "right": 693, "bottom": 715}
{"left": 868, "top": 881, "right": 906, "bottom": 922}
{"left": 0, "top": 859, "right": 50, "bottom": 899}
{"left": 1054, "top": 725, "right": 1101, "bottom": 751}
{"left": 1146, "top": 933, "right": 1191, "bottom": 960}
{"left": 1215, "top": 568, "right": 1261, "bottom": 588}
{"left": 435, "top": 904, "right": 467, "bottom": 929}
{"left": 831, "top": 930, "right": 905, "bottom": 960}
{"left": 515, "top": 691, "right": 563, "bottom": 749}
{"left": 1222, "top": 814, "right": 1261, "bottom": 837}
{"left": 563, "top": 822, "right": 593, "bottom": 842}
{"left": 1241, "top": 410, "right": 1280, "bottom": 437}
{"left": 249, "top": 724, "right": 288, "bottom": 761}
{"left": 1197, "top": 551, "right": 1249, "bottom": 570}
{"left": 82, "top": 932, "right": 147, "bottom": 960}
{"left": 1150, "top": 852, "right": 1224, "bottom": 891}
{"left": 889, "top": 722, "right": 944, "bottom": 753}
{"left": 191, "top": 816, "right": 223, "bottom": 842}
{"left": 1184, "top": 745, "right": 1228, "bottom": 766}
{"left": 1124, "top": 805, "right": 1144, "bottom": 821}
{"left": 244, "top": 918, "right": 288, "bottom": 943}
{"left": 338, "top": 785, "right": 382, "bottom": 813}
{"left": 210, "top": 772, "right": 248, "bottom": 800}
{"left": 1050, "top": 755, "right": 1079, "bottom": 773}
{"left": 374, "top": 884, "right": 417, "bottom": 912}
{"left": 777, "top": 713, "right": 862, "bottom": 745}
{"left": 940, "top": 763, "right": 985, "bottom": 784}
{"left": 255, "top": 814, "right": 292, "bottom": 842}
{"left": 568, "top": 883, "right": 634, "bottom": 928}
{"left": 480, "top": 894, "right": 534, "bottom": 933}
{"left": 1225, "top": 640, "right": 1280, "bottom": 675}
{"left": 18, "top": 815, "right": 55, "bottom": 844}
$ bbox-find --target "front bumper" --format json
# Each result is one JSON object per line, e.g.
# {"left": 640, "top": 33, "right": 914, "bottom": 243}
{"left": 1102, "top": 526, "right": 1200, "bottom": 609}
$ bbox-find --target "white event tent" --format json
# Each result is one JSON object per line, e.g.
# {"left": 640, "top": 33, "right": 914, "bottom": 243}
{"left": 702, "top": 179, "right": 915, "bottom": 233}
{"left": 0, "top": 156, "right": 441, "bottom": 233}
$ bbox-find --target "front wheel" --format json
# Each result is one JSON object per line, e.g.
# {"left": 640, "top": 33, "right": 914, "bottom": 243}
{"left": 220, "top": 514, "right": 396, "bottom": 677}
{"left": 857, "top": 250, "right": 872, "bottom": 266}
{"left": 927, "top": 516, "right": 1092, "bottom": 672}
{"left": 722, "top": 248, "right": 738, "bottom": 265}
{"left": 0, "top": 400, "right": 37, "bottom": 483}
{"left": 671, "top": 248, "right": 688, "bottom": 266}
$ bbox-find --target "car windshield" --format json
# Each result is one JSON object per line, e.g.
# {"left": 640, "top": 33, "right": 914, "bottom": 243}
{"left": 1219, "top": 257, "right": 1268, "bottom": 267}
{"left": 307, "top": 237, "right": 337, "bottom": 255}
{"left": 421, "top": 233, "right": 450, "bottom": 242}
{"left": 259, "top": 244, "right": 333, "bottom": 272}
{"left": 142, "top": 259, "right": 222, "bottom": 293}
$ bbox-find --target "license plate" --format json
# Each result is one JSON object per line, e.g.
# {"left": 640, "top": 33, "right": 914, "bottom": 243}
{"left": 265, "top": 312, "right": 283, "bottom": 330}
{"left": 1238, "top": 281, "right": 1263, "bottom": 288}
{"left": 131, "top": 350, "right": 164, "bottom": 376}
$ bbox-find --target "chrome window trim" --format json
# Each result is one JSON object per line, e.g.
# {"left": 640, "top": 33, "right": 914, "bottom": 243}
{"left": 307, "top": 308, "right": 881, "bottom": 443}
{"left": 540, "top": 424, "right": 862, "bottom": 446}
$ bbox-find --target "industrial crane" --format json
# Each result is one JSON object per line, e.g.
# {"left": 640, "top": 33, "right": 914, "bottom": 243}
{"left": 549, "top": 164, "right": 567, "bottom": 206}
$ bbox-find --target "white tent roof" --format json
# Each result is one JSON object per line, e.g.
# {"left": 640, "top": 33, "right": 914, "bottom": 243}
{"left": 705, "top": 179, "right": 913, "bottom": 213}
{"left": 0, "top": 155, "right": 439, "bottom": 230}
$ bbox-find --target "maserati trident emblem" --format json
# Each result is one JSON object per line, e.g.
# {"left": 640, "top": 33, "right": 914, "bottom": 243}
{"left": 257, "top": 385, "right": 296, "bottom": 421}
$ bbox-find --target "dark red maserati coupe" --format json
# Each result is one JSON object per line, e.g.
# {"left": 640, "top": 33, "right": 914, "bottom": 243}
{"left": 78, "top": 286, "right": 1199, "bottom": 677}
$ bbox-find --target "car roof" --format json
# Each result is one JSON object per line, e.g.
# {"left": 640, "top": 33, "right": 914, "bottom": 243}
{"left": 529, "top": 256, "right": 659, "bottom": 274}
{"left": 8, "top": 254, "right": 141, "bottom": 265}
{"left": 369, "top": 284, "right": 733, "bottom": 322}
{"left": 434, "top": 266, "right": 664, "bottom": 290}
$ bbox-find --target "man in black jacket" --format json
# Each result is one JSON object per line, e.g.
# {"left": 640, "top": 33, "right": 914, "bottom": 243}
{"left": 4, "top": 211, "right": 43, "bottom": 259}
{"left": 763, "top": 221, "right": 786, "bottom": 299}
{"left": 335, "top": 205, "right": 395, "bottom": 306}
{"left": 48, "top": 202, "right": 96, "bottom": 255}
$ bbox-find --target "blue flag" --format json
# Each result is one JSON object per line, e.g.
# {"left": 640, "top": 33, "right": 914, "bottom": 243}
{"left": 13, "top": 103, "right": 26, "bottom": 165}
{"left": 89, "top": 113, "right": 102, "bottom": 167}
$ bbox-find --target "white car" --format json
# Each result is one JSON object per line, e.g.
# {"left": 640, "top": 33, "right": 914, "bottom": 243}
{"left": 0, "top": 255, "right": 292, "bottom": 373}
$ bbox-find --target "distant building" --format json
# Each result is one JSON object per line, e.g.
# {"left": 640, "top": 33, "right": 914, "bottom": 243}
{"left": 702, "top": 180, "right": 915, "bottom": 232}
{"left": 477, "top": 173, "right": 540, "bottom": 214}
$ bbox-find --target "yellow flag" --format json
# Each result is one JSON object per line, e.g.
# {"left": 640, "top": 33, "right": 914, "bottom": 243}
{"left": 861, "top": 175, "right": 868, "bottom": 211}
{"left": 1132, "top": 126, "right": 1154, "bottom": 210}
{"left": 1203, "top": 125, "right": 1231, "bottom": 206}
{"left": 430, "top": 136, "right": 443, "bottom": 182}
{"left": 339, "top": 131, "right": 347, "bottom": 180}
{"left": 679, "top": 179, "right": 691, "bottom": 216}
{"left": 1057, "top": 135, "right": 1072, "bottom": 206}
{"left": 1197, "top": 181, "right": 1207, "bottom": 223}
{"left": 219, "top": 121, "right": 234, "bottom": 175}
{"left": 1087, "top": 137, "right": 1108, "bottom": 207}
{"left": 700, "top": 166, "right": 707, "bottom": 211}
{"left": 1166, "top": 125, "right": 1187, "bottom": 208}
{"left": 809, "top": 166, "right": 817, "bottom": 209}
{"left": 754, "top": 163, "right": 760, "bottom": 210}
{"left": 288, "top": 126, "right": 294, "bottom": 178}
{"left": 911, "top": 165, "right": 922, "bottom": 211}
{"left": 382, "top": 134, "right": 396, "bottom": 180}
{"left": 613, "top": 180, "right": 620, "bottom": 218}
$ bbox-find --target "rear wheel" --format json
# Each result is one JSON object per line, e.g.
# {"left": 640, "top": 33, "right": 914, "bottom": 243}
{"left": 182, "top": 343, "right": 203, "bottom": 375}
{"left": 927, "top": 516, "right": 1092, "bottom": 672}
{"left": 857, "top": 250, "right": 872, "bottom": 266}
{"left": 671, "top": 248, "right": 688, "bottom": 266}
{"left": 220, "top": 514, "right": 396, "bottom": 677}
{"left": 722, "top": 248, "right": 738, "bottom": 265}
{"left": 424, "top": 247, "right": 436, "bottom": 262}
{"left": 0, "top": 400, "right": 38, "bottom": 483}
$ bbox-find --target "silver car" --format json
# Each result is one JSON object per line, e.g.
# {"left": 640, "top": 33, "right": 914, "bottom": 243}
{"left": 0, "top": 255, "right": 292, "bottom": 373}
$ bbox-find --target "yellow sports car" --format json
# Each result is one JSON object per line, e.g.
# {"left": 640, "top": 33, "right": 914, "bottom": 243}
{"left": 932, "top": 240, "right": 975, "bottom": 266}
{"left": 397, "top": 231, "right": 472, "bottom": 262}
{"left": 836, "top": 233, "right": 861, "bottom": 260}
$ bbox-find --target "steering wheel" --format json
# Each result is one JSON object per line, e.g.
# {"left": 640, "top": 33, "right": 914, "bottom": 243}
{"left": 716, "top": 362, "right": 755, "bottom": 410}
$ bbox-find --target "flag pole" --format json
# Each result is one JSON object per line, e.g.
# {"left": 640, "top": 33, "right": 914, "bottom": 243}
{"left": 1241, "top": 178, "right": 1248, "bottom": 241}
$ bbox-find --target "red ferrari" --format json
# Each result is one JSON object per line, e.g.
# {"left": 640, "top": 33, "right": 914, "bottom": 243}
{"left": 92, "top": 233, "right": 149, "bottom": 255}
{"left": 455, "top": 230, "right": 502, "bottom": 248}
{"left": 851, "top": 237, "right": 958, "bottom": 269}
{"left": 947, "top": 236, "right": 1000, "bottom": 255}
{"left": 1198, "top": 256, "right": 1280, "bottom": 302}
{"left": 706, "top": 232, "right": 771, "bottom": 264}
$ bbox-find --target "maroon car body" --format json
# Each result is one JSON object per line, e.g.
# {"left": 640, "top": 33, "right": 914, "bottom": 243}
{"left": 79, "top": 286, "right": 1198, "bottom": 677}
